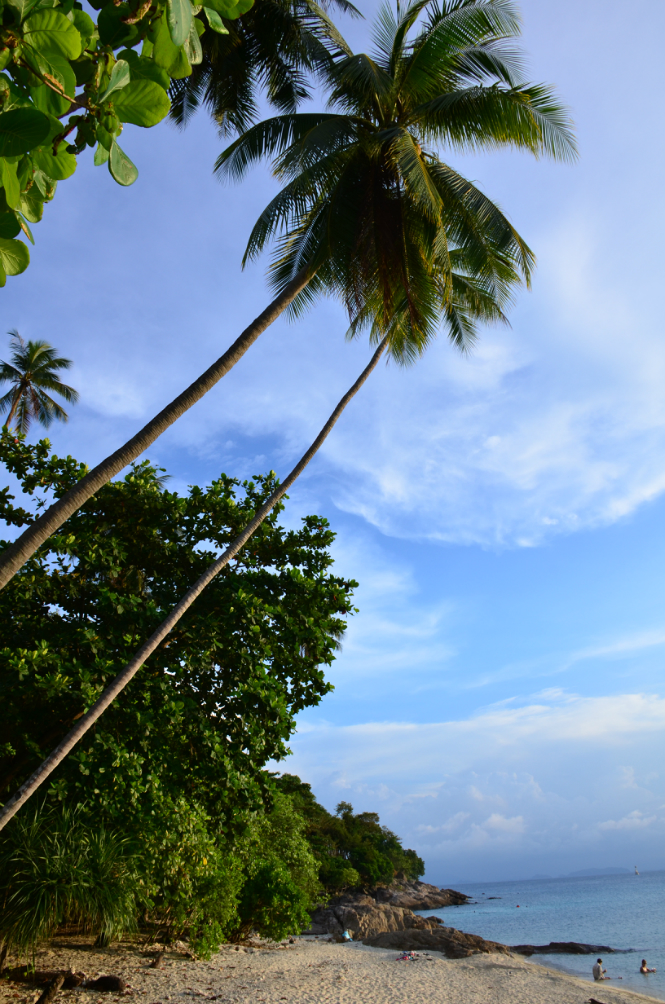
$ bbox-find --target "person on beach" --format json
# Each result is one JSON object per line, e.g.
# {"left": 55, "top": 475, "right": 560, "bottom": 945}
{"left": 640, "top": 960, "right": 656, "bottom": 973}
{"left": 593, "top": 959, "right": 610, "bottom": 980}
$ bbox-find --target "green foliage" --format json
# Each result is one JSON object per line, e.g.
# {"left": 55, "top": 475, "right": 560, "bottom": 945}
{"left": 0, "top": 0, "right": 255, "bottom": 281}
{"left": 275, "top": 775, "right": 424, "bottom": 893}
{"left": 231, "top": 792, "right": 320, "bottom": 942}
{"left": 0, "top": 430, "right": 355, "bottom": 824}
{"left": 0, "top": 801, "right": 138, "bottom": 956}
{"left": 0, "top": 432, "right": 356, "bottom": 954}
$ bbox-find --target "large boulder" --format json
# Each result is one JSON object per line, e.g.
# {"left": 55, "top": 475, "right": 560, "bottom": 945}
{"left": 304, "top": 882, "right": 469, "bottom": 940}
{"left": 362, "top": 926, "right": 510, "bottom": 959}
{"left": 378, "top": 881, "right": 469, "bottom": 910}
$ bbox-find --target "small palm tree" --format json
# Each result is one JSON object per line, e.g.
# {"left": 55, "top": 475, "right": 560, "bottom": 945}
{"left": 0, "top": 331, "right": 79, "bottom": 435}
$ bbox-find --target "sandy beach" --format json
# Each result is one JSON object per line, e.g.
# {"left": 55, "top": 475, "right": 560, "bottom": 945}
{"left": 2, "top": 937, "right": 662, "bottom": 1004}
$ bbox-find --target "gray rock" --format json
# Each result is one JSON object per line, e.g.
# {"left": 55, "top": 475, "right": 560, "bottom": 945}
{"left": 362, "top": 926, "right": 510, "bottom": 958}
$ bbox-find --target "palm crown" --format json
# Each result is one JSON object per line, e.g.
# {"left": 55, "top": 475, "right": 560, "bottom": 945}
{"left": 217, "top": 0, "right": 576, "bottom": 359}
{"left": 0, "top": 331, "right": 79, "bottom": 435}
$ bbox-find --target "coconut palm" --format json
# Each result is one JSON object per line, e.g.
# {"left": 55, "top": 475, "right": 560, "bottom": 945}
{"left": 0, "top": 332, "right": 79, "bottom": 436}
{"left": 0, "top": 0, "right": 574, "bottom": 591}
{"left": 217, "top": 0, "right": 575, "bottom": 359}
{"left": 170, "top": 0, "right": 358, "bottom": 131}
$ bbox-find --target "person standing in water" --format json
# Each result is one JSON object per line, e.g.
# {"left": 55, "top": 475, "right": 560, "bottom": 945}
{"left": 640, "top": 960, "right": 656, "bottom": 973}
{"left": 593, "top": 959, "right": 611, "bottom": 981}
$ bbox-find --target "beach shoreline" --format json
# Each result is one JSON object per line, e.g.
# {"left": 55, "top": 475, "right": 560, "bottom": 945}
{"left": 2, "top": 935, "right": 663, "bottom": 1004}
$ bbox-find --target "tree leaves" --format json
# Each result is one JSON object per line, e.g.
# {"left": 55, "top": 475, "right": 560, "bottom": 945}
{"left": 32, "top": 144, "right": 76, "bottom": 180}
{"left": 113, "top": 79, "right": 170, "bottom": 126}
{"left": 108, "top": 140, "right": 138, "bottom": 184}
{"left": 99, "top": 58, "right": 130, "bottom": 103}
{"left": 0, "top": 214, "right": 22, "bottom": 238}
{"left": 167, "top": 0, "right": 192, "bottom": 47}
{"left": 0, "top": 109, "right": 50, "bottom": 156}
{"left": 0, "top": 237, "right": 29, "bottom": 278}
{"left": 0, "top": 159, "right": 20, "bottom": 209}
{"left": 202, "top": 7, "right": 228, "bottom": 33}
{"left": 23, "top": 9, "right": 82, "bottom": 59}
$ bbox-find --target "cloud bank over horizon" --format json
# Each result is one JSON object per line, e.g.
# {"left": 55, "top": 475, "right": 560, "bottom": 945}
{"left": 282, "top": 690, "right": 665, "bottom": 884}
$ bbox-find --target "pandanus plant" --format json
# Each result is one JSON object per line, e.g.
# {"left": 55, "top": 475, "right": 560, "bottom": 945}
{"left": 0, "top": 0, "right": 573, "bottom": 592}
{"left": 0, "top": 0, "right": 576, "bottom": 827}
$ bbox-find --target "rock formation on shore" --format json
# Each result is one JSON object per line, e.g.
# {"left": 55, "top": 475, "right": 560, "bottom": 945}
{"left": 305, "top": 881, "right": 469, "bottom": 941}
{"left": 362, "top": 926, "right": 510, "bottom": 958}
{"left": 511, "top": 942, "right": 616, "bottom": 956}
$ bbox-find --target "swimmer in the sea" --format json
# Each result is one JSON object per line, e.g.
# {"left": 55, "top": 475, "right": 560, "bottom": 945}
{"left": 640, "top": 960, "right": 657, "bottom": 974}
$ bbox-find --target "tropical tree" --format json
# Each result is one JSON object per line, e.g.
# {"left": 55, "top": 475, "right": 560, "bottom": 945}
{"left": 0, "top": 331, "right": 78, "bottom": 435}
{"left": 170, "top": 0, "right": 358, "bottom": 131}
{"left": 0, "top": 0, "right": 574, "bottom": 592}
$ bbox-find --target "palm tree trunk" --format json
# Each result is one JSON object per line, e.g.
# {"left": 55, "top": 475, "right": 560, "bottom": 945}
{"left": 0, "top": 337, "right": 388, "bottom": 831}
{"left": 4, "top": 392, "right": 19, "bottom": 430}
{"left": 0, "top": 268, "right": 311, "bottom": 592}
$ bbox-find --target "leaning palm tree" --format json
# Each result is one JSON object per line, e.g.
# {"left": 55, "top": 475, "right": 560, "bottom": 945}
{"left": 0, "top": 239, "right": 515, "bottom": 831}
{"left": 0, "top": 0, "right": 574, "bottom": 592}
{"left": 0, "top": 332, "right": 79, "bottom": 435}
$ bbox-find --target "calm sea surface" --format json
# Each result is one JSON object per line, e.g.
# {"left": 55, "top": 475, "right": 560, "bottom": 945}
{"left": 417, "top": 871, "right": 665, "bottom": 999}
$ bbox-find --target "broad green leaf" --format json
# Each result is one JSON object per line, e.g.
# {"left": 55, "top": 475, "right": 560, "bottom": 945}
{"left": 167, "top": 0, "right": 192, "bottom": 47}
{"left": 0, "top": 50, "right": 12, "bottom": 71}
{"left": 152, "top": 16, "right": 179, "bottom": 69}
{"left": 99, "top": 58, "right": 130, "bottom": 102}
{"left": 17, "top": 212, "right": 34, "bottom": 244}
{"left": 108, "top": 140, "right": 137, "bottom": 185}
{"left": 30, "top": 52, "right": 76, "bottom": 117}
{"left": 0, "top": 212, "right": 21, "bottom": 238}
{"left": 183, "top": 18, "right": 202, "bottom": 64}
{"left": 203, "top": 8, "right": 228, "bottom": 33}
{"left": 32, "top": 167, "right": 56, "bottom": 199}
{"left": 19, "top": 188, "right": 44, "bottom": 222}
{"left": 0, "top": 108, "right": 50, "bottom": 155}
{"left": 5, "top": 0, "right": 40, "bottom": 22}
{"left": 168, "top": 45, "right": 191, "bottom": 79}
{"left": 71, "top": 9, "right": 95, "bottom": 46}
{"left": 117, "top": 48, "right": 170, "bottom": 90}
{"left": 97, "top": 4, "right": 138, "bottom": 47}
{"left": 0, "top": 236, "right": 29, "bottom": 275}
{"left": 23, "top": 9, "right": 82, "bottom": 59}
{"left": 32, "top": 144, "right": 76, "bottom": 180}
{"left": 113, "top": 79, "right": 170, "bottom": 127}
{"left": 0, "top": 259, "right": 6, "bottom": 286}
{"left": 203, "top": 0, "right": 252, "bottom": 17}
{"left": 93, "top": 141, "right": 109, "bottom": 166}
{"left": 0, "top": 158, "right": 20, "bottom": 208}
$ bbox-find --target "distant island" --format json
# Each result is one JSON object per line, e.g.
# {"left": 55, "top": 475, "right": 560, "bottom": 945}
{"left": 528, "top": 867, "right": 632, "bottom": 880}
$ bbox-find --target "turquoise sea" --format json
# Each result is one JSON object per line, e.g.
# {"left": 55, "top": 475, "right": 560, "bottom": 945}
{"left": 418, "top": 871, "right": 665, "bottom": 999}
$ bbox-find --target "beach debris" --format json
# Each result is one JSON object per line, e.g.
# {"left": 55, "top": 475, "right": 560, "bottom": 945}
{"left": 86, "top": 975, "right": 127, "bottom": 992}
{"left": 35, "top": 972, "right": 66, "bottom": 1004}
{"left": 149, "top": 955, "right": 164, "bottom": 969}
{"left": 3, "top": 968, "right": 86, "bottom": 988}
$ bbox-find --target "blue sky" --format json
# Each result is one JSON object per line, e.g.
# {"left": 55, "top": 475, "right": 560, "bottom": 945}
{"left": 4, "top": 0, "right": 665, "bottom": 883}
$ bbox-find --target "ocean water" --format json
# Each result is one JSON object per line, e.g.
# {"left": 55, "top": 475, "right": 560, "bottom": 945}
{"left": 417, "top": 871, "right": 665, "bottom": 999}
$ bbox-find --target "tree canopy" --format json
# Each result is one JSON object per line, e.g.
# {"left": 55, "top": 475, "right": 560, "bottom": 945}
{"left": 276, "top": 774, "right": 425, "bottom": 892}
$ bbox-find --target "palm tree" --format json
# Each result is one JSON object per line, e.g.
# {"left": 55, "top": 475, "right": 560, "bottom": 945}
{"left": 0, "top": 332, "right": 79, "bottom": 435}
{"left": 0, "top": 0, "right": 574, "bottom": 592}
{"left": 170, "top": 0, "right": 358, "bottom": 131}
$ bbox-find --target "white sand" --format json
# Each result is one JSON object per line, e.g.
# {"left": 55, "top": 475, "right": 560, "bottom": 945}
{"left": 2, "top": 937, "right": 661, "bottom": 1004}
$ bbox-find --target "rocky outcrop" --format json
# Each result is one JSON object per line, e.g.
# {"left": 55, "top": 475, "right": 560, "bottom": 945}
{"left": 305, "top": 882, "right": 469, "bottom": 940}
{"left": 363, "top": 926, "right": 510, "bottom": 958}
{"left": 511, "top": 942, "right": 616, "bottom": 956}
{"left": 378, "top": 881, "right": 469, "bottom": 910}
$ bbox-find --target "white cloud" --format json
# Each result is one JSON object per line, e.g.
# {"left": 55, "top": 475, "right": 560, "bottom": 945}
{"left": 282, "top": 691, "right": 665, "bottom": 880}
